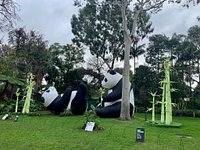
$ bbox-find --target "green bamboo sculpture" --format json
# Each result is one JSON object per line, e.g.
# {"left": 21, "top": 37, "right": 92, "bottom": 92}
{"left": 15, "top": 88, "right": 20, "bottom": 113}
{"left": 150, "top": 92, "right": 157, "bottom": 122}
{"left": 161, "top": 59, "right": 179, "bottom": 126}
{"left": 163, "top": 59, "right": 172, "bottom": 125}
{"left": 160, "top": 79, "right": 166, "bottom": 123}
{"left": 147, "top": 59, "right": 181, "bottom": 127}
{"left": 97, "top": 88, "right": 105, "bottom": 107}
{"left": 22, "top": 73, "right": 35, "bottom": 114}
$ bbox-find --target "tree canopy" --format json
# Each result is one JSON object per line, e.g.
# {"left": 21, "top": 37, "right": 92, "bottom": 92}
{"left": 45, "top": 43, "right": 85, "bottom": 91}
{"left": 72, "top": 0, "right": 153, "bottom": 69}
{"left": 8, "top": 28, "right": 50, "bottom": 92}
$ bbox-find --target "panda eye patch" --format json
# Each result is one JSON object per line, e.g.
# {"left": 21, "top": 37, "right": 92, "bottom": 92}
{"left": 104, "top": 78, "right": 107, "bottom": 82}
{"left": 46, "top": 90, "right": 50, "bottom": 93}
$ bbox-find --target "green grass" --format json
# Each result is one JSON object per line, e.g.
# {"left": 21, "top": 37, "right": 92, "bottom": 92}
{"left": 0, "top": 113, "right": 199, "bottom": 150}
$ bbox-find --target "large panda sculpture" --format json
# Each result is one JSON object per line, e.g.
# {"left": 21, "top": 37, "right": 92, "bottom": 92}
{"left": 95, "top": 70, "right": 134, "bottom": 118}
{"left": 41, "top": 81, "right": 87, "bottom": 115}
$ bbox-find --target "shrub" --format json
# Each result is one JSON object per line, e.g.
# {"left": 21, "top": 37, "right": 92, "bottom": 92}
{"left": 0, "top": 99, "right": 45, "bottom": 113}
{"left": 173, "top": 109, "right": 200, "bottom": 118}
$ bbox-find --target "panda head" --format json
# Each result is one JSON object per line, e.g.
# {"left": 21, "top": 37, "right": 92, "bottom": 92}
{"left": 41, "top": 86, "right": 59, "bottom": 107}
{"left": 102, "top": 70, "right": 122, "bottom": 89}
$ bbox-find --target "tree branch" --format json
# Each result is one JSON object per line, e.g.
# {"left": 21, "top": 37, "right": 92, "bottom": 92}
{"left": 142, "top": 0, "right": 167, "bottom": 12}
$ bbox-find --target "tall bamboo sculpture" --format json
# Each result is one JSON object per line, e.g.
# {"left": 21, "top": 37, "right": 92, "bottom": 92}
{"left": 147, "top": 59, "right": 181, "bottom": 127}
{"left": 162, "top": 59, "right": 172, "bottom": 125}
{"left": 160, "top": 81, "right": 165, "bottom": 123}
{"left": 22, "top": 73, "right": 35, "bottom": 114}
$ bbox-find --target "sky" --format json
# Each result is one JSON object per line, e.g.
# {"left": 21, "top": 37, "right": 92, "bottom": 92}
{"left": 1, "top": 0, "right": 199, "bottom": 46}
{"left": 0, "top": 0, "right": 200, "bottom": 70}
{"left": 12, "top": 0, "right": 78, "bottom": 45}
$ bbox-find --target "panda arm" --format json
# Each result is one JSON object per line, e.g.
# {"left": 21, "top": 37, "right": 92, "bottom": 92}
{"left": 103, "top": 80, "right": 122, "bottom": 102}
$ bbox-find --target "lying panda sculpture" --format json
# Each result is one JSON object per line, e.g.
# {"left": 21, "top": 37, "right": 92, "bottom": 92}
{"left": 95, "top": 70, "right": 134, "bottom": 118}
{"left": 41, "top": 82, "right": 87, "bottom": 115}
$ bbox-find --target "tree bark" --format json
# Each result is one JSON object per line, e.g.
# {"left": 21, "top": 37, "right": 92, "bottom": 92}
{"left": 119, "top": 0, "right": 141, "bottom": 120}
{"left": 120, "top": 37, "right": 131, "bottom": 120}
{"left": 34, "top": 71, "right": 43, "bottom": 93}
{"left": 119, "top": 0, "right": 132, "bottom": 120}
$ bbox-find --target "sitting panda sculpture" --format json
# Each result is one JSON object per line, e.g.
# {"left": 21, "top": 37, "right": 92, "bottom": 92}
{"left": 95, "top": 70, "right": 134, "bottom": 118}
{"left": 41, "top": 81, "right": 87, "bottom": 115}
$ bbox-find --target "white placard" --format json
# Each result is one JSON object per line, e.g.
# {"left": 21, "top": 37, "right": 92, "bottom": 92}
{"left": 2, "top": 114, "right": 9, "bottom": 120}
{"left": 85, "top": 122, "right": 95, "bottom": 131}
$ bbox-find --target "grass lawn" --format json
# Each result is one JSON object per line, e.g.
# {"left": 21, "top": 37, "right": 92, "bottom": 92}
{"left": 0, "top": 113, "right": 199, "bottom": 150}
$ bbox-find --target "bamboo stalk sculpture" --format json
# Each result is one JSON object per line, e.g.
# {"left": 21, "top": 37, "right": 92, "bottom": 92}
{"left": 147, "top": 59, "right": 181, "bottom": 127}
{"left": 22, "top": 73, "right": 35, "bottom": 114}
{"left": 150, "top": 92, "right": 157, "bottom": 122}
{"left": 160, "top": 79, "right": 166, "bottom": 123}
{"left": 15, "top": 88, "right": 20, "bottom": 113}
{"left": 163, "top": 59, "right": 172, "bottom": 125}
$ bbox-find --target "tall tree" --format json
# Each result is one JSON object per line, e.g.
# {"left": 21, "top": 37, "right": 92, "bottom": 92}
{"left": 133, "top": 65, "right": 159, "bottom": 108}
{"left": 187, "top": 25, "right": 200, "bottom": 85}
{"left": 72, "top": 0, "right": 152, "bottom": 69}
{"left": 86, "top": 56, "right": 105, "bottom": 87}
{"left": 0, "top": 44, "right": 17, "bottom": 76}
{"left": 119, "top": 0, "right": 171, "bottom": 120}
{"left": 46, "top": 43, "right": 84, "bottom": 91}
{"left": 145, "top": 34, "right": 169, "bottom": 73}
{"left": 72, "top": 0, "right": 124, "bottom": 69}
{"left": 178, "top": 39, "right": 197, "bottom": 97}
{"left": 8, "top": 28, "right": 49, "bottom": 92}
{"left": 167, "top": 33, "right": 186, "bottom": 66}
{"left": 0, "top": 0, "right": 19, "bottom": 31}
{"left": 130, "top": 42, "right": 145, "bottom": 74}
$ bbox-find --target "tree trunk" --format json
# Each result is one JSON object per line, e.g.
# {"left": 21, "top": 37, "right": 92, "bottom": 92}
{"left": 134, "top": 56, "right": 136, "bottom": 74}
{"left": 189, "top": 61, "right": 192, "bottom": 98}
{"left": 198, "top": 59, "right": 200, "bottom": 85}
{"left": 111, "top": 56, "right": 115, "bottom": 69}
{"left": 119, "top": 0, "right": 141, "bottom": 120}
{"left": 120, "top": 37, "right": 131, "bottom": 120}
{"left": 10, "top": 84, "right": 14, "bottom": 100}
{"left": 34, "top": 71, "right": 43, "bottom": 93}
{"left": 119, "top": 0, "right": 132, "bottom": 120}
{"left": 1, "top": 81, "right": 9, "bottom": 100}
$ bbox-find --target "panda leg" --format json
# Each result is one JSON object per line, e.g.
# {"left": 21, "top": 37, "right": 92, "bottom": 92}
{"left": 96, "top": 102, "right": 134, "bottom": 118}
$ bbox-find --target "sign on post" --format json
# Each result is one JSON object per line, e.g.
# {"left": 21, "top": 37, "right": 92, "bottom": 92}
{"left": 136, "top": 128, "right": 145, "bottom": 142}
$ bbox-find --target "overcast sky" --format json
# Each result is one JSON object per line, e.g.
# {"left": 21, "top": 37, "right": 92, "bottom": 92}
{"left": 0, "top": 0, "right": 198, "bottom": 46}
{"left": 11, "top": 0, "right": 78, "bottom": 45}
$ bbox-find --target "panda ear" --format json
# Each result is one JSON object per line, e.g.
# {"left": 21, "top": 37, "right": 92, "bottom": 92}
{"left": 108, "top": 70, "right": 116, "bottom": 75}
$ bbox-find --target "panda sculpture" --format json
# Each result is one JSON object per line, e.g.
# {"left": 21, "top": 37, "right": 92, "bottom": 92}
{"left": 41, "top": 81, "right": 87, "bottom": 115}
{"left": 95, "top": 70, "right": 134, "bottom": 118}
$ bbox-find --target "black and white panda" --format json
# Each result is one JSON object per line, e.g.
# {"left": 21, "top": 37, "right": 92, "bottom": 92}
{"left": 95, "top": 70, "right": 134, "bottom": 118}
{"left": 41, "top": 82, "right": 87, "bottom": 115}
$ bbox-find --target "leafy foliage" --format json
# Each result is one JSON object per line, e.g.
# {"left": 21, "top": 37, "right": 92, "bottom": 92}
{"left": 45, "top": 43, "right": 84, "bottom": 92}
{"left": 8, "top": 28, "right": 50, "bottom": 92}
{"left": 0, "top": 99, "right": 45, "bottom": 113}
{"left": 146, "top": 34, "right": 169, "bottom": 73}
{"left": 0, "top": 74, "right": 25, "bottom": 87}
{"left": 133, "top": 65, "right": 160, "bottom": 108}
{"left": 72, "top": 0, "right": 153, "bottom": 69}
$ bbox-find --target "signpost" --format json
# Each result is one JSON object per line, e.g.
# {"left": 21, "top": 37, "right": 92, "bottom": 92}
{"left": 136, "top": 128, "right": 145, "bottom": 142}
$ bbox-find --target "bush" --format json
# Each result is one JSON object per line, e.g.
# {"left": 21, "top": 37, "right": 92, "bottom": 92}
{"left": 0, "top": 99, "right": 45, "bottom": 113}
{"left": 135, "top": 106, "right": 147, "bottom": 113}
{"left": 173, "top": 109, "right": 200, "bottom": 118}
{"left": 186, "top": 99, "right": 200, "bottom": 110}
